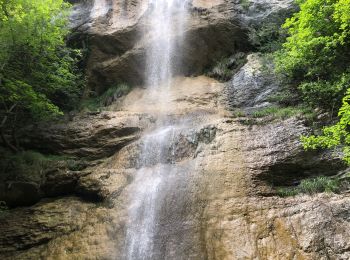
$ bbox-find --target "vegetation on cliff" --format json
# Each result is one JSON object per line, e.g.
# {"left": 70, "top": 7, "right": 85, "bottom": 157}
{"left": 274, "top": 0, "right": 350, "bottom": 164}
{"left": 0, "top": 0, "right": 83, "bottom": 152}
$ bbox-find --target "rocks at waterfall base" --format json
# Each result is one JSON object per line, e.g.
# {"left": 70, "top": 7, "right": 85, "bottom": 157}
{"left": 1, "top": 0, "right": 350, "bottom": 259}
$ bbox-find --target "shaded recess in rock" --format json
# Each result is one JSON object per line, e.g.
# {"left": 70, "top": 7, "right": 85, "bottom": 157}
{"left": 242, "top": 117, "right": 347, "bottom": 194}
{"left": 261, "top": 150, "right": 347, "bottom": 187}
{"left": 0, "top": 161, "right": 83, "bottom": 208}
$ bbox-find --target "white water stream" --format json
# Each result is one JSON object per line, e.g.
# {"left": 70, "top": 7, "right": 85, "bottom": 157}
{"left": 124, "top": 1, "right": 189, "bottom": 259}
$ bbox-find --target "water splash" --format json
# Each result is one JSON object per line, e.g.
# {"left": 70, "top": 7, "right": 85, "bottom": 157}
{"left": 124, "top": 1, "right": 189, "bottom": 259}
{"left": 125, "top": 127, "right": 175, "bottom": 260}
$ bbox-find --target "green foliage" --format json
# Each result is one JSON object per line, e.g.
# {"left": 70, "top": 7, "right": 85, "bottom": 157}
{"left": 276, "top": 187, "right": 299, "bottom": 197}
{"left": 80, "top": 83, "right": 131, "bottom": 112}
{"left": 248, "top": 8, "right": 294, "bottom": 53}
{"left": 277, "top": 176, "right": 340, "bottom": 197}
{"left": 298, "top": 73, "right": 350, "bottom": 109}
{"left": 1, "top": 79, "right": 63, "bottom": 120}
{"left": 0, "top": 0, "right": 84, "bottom": 150}
{"left": 249, "top": 22, "right": 287, "bottom": 53}
{"left": 208, "top": 58, "right": 233, "bottom": 81}
{"left": 100, "top": 83, "right": 130, "bottom": 106}
{"left": 231, "top": 109, "right": 246, "bottom": 118}
{"left": 238, "top": 106, "right": 315, "bottom": 126}
{"left": 275, "top": 0, "right": 350, "bottom": 165}
{"left": 267, "top": 90, "right": 299, "bottom": 106}
{"left": 275, "top": 0, "right": 350, "bottom": 110}
{"left": 302, "top": 89, "right": 350, "bottom": 164}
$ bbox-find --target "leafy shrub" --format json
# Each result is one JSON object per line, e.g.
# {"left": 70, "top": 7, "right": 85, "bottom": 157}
{"left": 302, "top": 89, "right": 350, "bottom": 164}
{"left": 274, "top": 0, "right": 350, "bottom": 165}
{"left": 0, "top": 0, "right": 84, "bottom": 152}
{"left": 248, "top": 7, "right": 294, "bottom": 53}
{"left": 275, "top": 0, "right": 350, "bottom": 111}
{"left": 298, "top": 73, "right": 350, "bottom": 111}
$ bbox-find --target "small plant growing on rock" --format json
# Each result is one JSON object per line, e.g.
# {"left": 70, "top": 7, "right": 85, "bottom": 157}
{"left": 276, "top": 187, "right": 299, "bottom": 198}
{"left": 252, "top": 106, "right": 315, "bottom": 121}
{"left": 207, "top": 53, "right": 246, "bottom": 82}
{"left": 79, "top": 83, "right": 131, "bottom": 112}
{"left": 240, "top": 0, "right": 251, "bottom": 10}
{"left": 276, "top": 176, "right": 341, "bottom": 197}
{"left": 231, "top": 109, "right": 246, "bottom": 118}
{"left": 100, "top": 83, "right": 131, "bottom": 107}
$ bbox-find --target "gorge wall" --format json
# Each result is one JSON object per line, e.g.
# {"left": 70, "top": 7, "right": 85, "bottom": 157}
{"left": 1, "top": 0, "right": 350, "bottom": 259}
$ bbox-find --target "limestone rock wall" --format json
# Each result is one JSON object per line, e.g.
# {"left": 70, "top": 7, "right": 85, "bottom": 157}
{"left": 0, "top": 1, "right": 349, "bottom": 260}
{"left": 70, "top": 0, "right": 295, "bottom": 92}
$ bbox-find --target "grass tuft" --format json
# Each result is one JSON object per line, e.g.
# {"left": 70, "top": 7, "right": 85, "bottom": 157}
{"left": 252, "top": 106, "right": 315, "bottom": 121}
{"left": 80, "top": 83, "right": 131, "bottom": 112}
{"left": 276, "top": 176, "right": 341, "bottom": 197}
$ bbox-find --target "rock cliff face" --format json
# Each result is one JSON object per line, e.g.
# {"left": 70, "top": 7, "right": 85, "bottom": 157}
{"left": 70, "top": 0, "right": 294, "bottom": 93}
{"left": 1, "top": 0, "right": 350, "bottom": 259}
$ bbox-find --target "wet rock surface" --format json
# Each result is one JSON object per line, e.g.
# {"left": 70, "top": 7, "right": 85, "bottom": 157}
{"left": 1, "top": 75, "right": 349, "bottom": 259}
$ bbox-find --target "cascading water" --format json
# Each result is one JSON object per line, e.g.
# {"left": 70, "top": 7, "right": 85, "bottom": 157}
{"left": 124, "top": 1, "right": 190, "bottom": 259}
{"left": 146, "top": 0, "right": 187, "bottom": 88}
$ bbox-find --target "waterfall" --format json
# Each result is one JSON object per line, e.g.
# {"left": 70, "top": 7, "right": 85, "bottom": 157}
{"left": 124, "top": 1, "right": 189, "bottom": 259}
{"left": 146, "top": 0, "right": 187, "bottom": 88}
